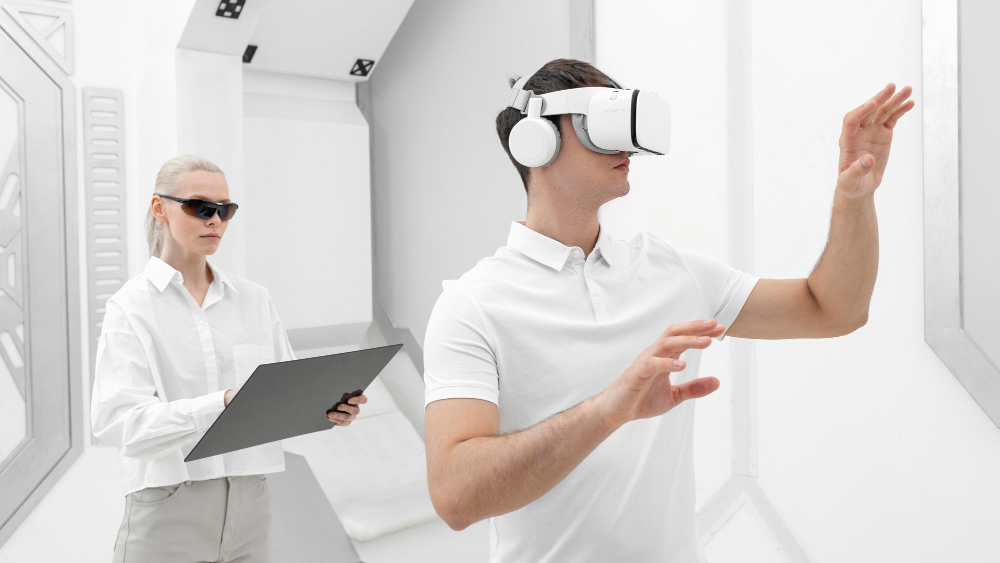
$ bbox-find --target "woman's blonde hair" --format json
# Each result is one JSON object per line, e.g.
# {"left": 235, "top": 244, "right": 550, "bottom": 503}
{"left": 145, "top": 155, "right": 225, "bottom": 257}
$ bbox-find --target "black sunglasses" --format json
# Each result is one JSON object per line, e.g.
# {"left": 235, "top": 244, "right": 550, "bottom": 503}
{"left": 156, "top": 194, "right": 239, "bottom": 221}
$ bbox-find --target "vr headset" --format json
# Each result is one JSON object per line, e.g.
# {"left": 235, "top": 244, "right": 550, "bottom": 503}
{"left": 506, "top": 72, "right": 671, "bottom": 168}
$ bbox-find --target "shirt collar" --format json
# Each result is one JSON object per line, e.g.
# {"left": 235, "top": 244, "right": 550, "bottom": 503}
{"left": 507, "top": 221, "right": 618, "bottom": 270}
{"left": 143, "top": 256, "right": 239, "bottom": 295}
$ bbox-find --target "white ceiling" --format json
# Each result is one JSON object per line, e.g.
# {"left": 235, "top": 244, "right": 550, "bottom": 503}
{"left": 246, "top": 0, "right": 415, "bottom": 82}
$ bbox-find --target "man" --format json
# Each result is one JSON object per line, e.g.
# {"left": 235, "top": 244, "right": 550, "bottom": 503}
{"left": 423, "top": 59, "right": 912, "bottom": 561}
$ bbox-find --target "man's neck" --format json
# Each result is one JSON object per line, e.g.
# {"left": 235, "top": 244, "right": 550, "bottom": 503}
{"left": 524, "top": 193, "right": 602, "bottom": 258}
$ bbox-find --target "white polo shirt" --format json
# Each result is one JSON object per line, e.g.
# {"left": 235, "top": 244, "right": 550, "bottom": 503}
{"left": 91, "top": 256, "right": 296, "bottom": 495}
{"left": 424, "top": 221, "right": 759, "bottom": 563}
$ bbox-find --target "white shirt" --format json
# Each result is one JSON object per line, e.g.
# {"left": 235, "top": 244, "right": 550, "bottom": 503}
{"left": 424, "top": 221, "right": 759, "bottom": 563}
{"left": 91, "top": 256, "right": 296, "bottom": 495}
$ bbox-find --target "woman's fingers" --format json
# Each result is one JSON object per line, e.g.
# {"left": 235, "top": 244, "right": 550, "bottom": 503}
{"left": 327, "top": 412, "right": 354, "bottom": 425}
{"left": 337, "top": 403, "right": 360, "bottom": 416}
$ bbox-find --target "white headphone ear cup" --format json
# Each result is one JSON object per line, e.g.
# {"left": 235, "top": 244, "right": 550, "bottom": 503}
{"left": 510, "top": 117, "right": 561, "bottom": 167}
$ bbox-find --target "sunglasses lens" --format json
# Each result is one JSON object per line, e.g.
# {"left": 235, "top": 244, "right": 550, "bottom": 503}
{"left": 178, "top": 199, "right": 237, "bottom": 221}
{"left": 221, "top": 204, "right": 237, "bottom": 221}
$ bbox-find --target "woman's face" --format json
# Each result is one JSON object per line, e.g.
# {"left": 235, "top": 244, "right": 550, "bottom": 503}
{"left": 152, "top": 170, "right": 231, "bottom": 256}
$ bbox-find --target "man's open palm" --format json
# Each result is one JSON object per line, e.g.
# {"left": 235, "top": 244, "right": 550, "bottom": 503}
{"left": 836, "top": 83, "right": 915, "bottom": 199}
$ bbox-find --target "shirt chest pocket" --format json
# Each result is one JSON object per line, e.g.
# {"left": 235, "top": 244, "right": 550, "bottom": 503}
{"left": 232, "top": 343, "right": 275, "bottom": 386}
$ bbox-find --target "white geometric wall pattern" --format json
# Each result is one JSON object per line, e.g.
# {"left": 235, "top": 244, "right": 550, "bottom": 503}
{"left": 82, "top": 88, "right": 128, "bottom": 400}
{"left": 0, "top": 142, "right": 24, "bottom": 402}
{"left": 0, "top": 143, "right": 18, "bottom": 248}
{"left": 0, "top": 141, "right": 26, "bottom": 485}
{"left": 2, "top": 2, "right": 74, "bottom": 74}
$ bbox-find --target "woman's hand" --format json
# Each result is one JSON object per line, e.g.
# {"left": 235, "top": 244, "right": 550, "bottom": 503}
{"left": 328, "top": 394, "right": 368, "bottom": 426}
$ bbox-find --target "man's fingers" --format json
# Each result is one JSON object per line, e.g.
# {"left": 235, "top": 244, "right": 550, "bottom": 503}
{"left": 837, "top": 154, "right": 875, "bottom": 197}
{"left": 883, "top": 99, "right": 915, "bottom": 130}
{"left": 649, "top": 326, "right": 724, "bottom": 358}
{"left": 636, "top": 356, "right": 688, "bottom": 380}
{"left": 844, "top": 99, "right": 876, "bottom": 133}
{"left": 875, "top": 85, "right": 912, "bottom": 124}
{"left": 349, "top": 394, "right": 368, "bottom": 405}
{"left": 673, "top": 376, "right": 721, "bottom": 403}
{"left": 862, "top": 83, "right": 896, "bottom": 126}
{"left": 663, "top": 318, "right": 722, "bottom": 337}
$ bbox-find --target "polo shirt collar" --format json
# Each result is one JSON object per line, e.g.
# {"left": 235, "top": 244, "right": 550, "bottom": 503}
{"left": 143, "top": 256, "right": 239, "bottom": 295}
{"left": 507, "top": 221, "right": 619, "bottom": 271}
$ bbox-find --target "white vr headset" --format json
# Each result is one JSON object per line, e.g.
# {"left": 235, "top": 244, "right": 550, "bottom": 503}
{"left": 506, "top": 73, "right": 671, "bottom": 168}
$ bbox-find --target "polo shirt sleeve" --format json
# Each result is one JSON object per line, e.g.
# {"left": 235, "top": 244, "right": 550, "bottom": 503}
{"left": 423, "top": 282, "right": 500, "bottom": 408}
{"left": 668, "top": 245, "right": 760, "bottom": 341}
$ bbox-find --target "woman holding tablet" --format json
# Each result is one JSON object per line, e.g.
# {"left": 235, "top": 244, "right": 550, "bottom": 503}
{"left": 91, "top": 155, "right": 366, "bottom": 563}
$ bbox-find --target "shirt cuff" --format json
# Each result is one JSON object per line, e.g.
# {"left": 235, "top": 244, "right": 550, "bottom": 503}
{"left": 187, "top": 389, "right": 228, "bottom": 432}
{"left": 425, "top": 384, "right": 499, "bottom": 409}
{"left": 716, "top": 274, "right": 761, "bottom": 341}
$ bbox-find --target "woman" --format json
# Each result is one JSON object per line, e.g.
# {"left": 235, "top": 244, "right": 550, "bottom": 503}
{"left": 91, "top": 155, "right": 366, "bottom": 562}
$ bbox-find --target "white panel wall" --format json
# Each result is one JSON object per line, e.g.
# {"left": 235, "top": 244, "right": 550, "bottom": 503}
{"left": 243, "top": 71, "right": 372, "bottom": 331}
{"left": 750, "top": 2, "right": 1000, "bottom": 562}
{"left": 597, "top": 1, "right": 1000, "bottom": 562}
{"left": 592, "top": 0, "right": 739, "bottom": 510}
{"left": 0, "top": 2, "right": 198, "bottom": 562}
{"left": 368, "top": 0, "right": 573, "bottom": 344}
{"left": 176, "top": 47, "right": 247, "bottom": 276}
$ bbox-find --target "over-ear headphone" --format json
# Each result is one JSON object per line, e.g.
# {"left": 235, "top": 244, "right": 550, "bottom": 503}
{"left": 506, "top": 68, "right": 671, "bottom": 168}
{"left": 508, "top": 97, "right": 561, "bottom": 167}
{"left": 507, "top": 72, "right": 623, "bottom": 168}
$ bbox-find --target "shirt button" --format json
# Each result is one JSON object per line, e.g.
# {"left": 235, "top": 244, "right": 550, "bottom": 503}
{"left": 594, "top": 296, "right": 602, "bottom": 304}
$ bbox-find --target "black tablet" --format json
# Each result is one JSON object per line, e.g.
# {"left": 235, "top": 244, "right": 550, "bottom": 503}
{"left": 185, "top": 343, "right": 403, "bottom": 462}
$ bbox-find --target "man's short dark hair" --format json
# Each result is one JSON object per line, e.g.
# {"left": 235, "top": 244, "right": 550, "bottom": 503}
{"left": 496, "top": 59, "right": 622, "bottom": 193}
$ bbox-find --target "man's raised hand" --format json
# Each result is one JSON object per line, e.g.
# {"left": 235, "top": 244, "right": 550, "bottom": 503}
{"left": 837, "top": 83, "right": 915, "bottom": 200}
{"left": 595, "top": 319, "right": 724, "bottom": 430}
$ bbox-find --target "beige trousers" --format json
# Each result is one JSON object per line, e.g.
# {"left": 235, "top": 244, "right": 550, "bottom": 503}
{"left": 112, "top": 475, "right": 271, "bottom": 563}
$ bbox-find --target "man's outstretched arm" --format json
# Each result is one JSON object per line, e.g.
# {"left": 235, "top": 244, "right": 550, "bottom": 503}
{"left": 425, "top": 319, "right": 725, "bottom": 530}
{"left": 727, "top": 83, "right": 915, "bottom": 340}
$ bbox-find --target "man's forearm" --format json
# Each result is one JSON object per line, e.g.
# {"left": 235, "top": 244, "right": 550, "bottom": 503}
{"left": 431, "top": 395, "right": 615, "bottom": 530}
{"left": 808, "top": 190, "right": 879, "bottom": 328}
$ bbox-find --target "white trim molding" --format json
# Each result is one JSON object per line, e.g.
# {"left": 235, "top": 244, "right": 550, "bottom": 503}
{"left": 921, "top": 0, "right": 1000, "bottom": 428}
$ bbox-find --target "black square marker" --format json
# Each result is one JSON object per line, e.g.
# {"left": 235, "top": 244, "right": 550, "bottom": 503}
{"left": 350, "top": 59, "right": 375, "bottom": 77}
{"left": 243, "top": 45, "right": 257, "bottom": 63}
{"left": 216, "top": 0, "right": 246, "bottom": 19}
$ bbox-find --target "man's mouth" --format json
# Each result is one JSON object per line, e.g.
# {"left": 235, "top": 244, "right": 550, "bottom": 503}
{"left": 614, "top": 158, "right": 631, "bottom": 172}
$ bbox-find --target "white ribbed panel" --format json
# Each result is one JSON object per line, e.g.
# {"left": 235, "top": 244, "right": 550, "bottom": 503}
{"left": 83, "top": 87, "right": 127, "bottom": 394}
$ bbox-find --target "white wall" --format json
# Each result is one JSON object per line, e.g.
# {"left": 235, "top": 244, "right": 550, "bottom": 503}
{"left": 367, "top": 0, "right": 574, "bottom": 343}
{"left": 243, "top": 71, "right": 373, "bottom": 332}
{"left": 175, "top": 47, "right": 247, "bottom": 276}
{"left": 596, "top": 1, "right": 1000, "bottom": 562}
